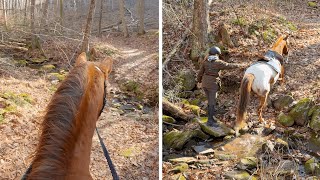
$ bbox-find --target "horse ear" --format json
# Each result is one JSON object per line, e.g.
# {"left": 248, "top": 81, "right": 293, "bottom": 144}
{"left": 75, "top": 52, "right": 87, "bottom": 66}
{"left": 99, "top": 57, "right": 113, "bottom": 78}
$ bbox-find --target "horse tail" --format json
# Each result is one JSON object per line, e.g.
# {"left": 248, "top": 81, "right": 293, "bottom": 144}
{"left": 236, "top": 73, "right": 254, "bottom": 132}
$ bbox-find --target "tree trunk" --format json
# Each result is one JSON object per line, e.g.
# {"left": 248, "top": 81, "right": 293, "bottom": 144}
{"left": 24, "top": 0, "right": 28, "bottom": 24}
{"left": 98, "top": 0, "right": 104, "bottom": 37}
{"left": 60, "top": 0, "right": 64, "bottom": 29}
{"left": 137, "top": 0, "right": 145, "bottom": 35}
{"left": 81, "top": 0, "right": 96, "bottom": 53}
{"left": 2, "top": 0, "right": 8, "bottom": 30}
{"left": 30, "top": 0, "right": 36, "bottom": 50}
{"left": 118, "top": 0, "right": 128, "bottom": 37}
{"left": 190, "top": 0, "right": 210, "bottom": 62}
{"left": 40, "top": 0, "right": 49, "bottom": 30}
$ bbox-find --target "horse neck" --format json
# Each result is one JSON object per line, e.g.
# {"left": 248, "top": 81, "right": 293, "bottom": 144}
{"left": 68, "top": 64, "right": 105, "bottom": 176}
{"left": 271, "top": 40, "right": 285, "bottom": 55}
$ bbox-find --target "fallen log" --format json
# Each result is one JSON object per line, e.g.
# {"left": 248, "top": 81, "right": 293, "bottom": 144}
{"left": 163, "top": 97, "right": 195, "bottom": 121}
{"left": 0, "top": 44, "right": 28, "bottom": 51}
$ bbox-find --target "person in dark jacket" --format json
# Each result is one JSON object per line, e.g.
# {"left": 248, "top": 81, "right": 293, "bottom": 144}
{"left": 197, "top": 46, "right": 245, "bottom": 127}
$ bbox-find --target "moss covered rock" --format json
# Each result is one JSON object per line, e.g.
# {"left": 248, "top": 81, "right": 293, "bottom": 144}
{"left": 273, "top": 95, "right": 294, "bottom": 111}
{"left": 40, "top": 64, "right": 55, "bottom": 71}
{"left": 178, "top": 69, "right": 196, "bottom": 91}
{"left": 224, "top": 170, "right": 254, "bottom": 180}
{"left": 305, "top": 157, "right": 320, "bottom": 175}
{"left": 163, "top": 115, "right": 176, "bottom": 124}
{"left": 169, "top": 163, "right": 189, "bottom": 173}
{"left": 163, "top": 129, "right": 209, "bottom": 150}
{"left": 308, "top": 1, "right": 317, "bottom": 7}
{"left": 278, "top": 112, "right": 294, "bottom": 127}
{"left": 237, "top": 157, "right": 258, "bottom": 170}
{"left": 289, "top": 98, "right": 314, "bottom": 126}
{"left": 198, "top": 117, "right": 235, "bottom": 137}
{"left": 309, "top": 105, "right": 320, "bottom": 132}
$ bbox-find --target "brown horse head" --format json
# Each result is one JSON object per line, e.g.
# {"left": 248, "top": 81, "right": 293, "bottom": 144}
{"left": 27, "top": 52, "right": 114, "bottom": 179}
{"left": 271, "top": 35, "right": 289, "bottom": 56}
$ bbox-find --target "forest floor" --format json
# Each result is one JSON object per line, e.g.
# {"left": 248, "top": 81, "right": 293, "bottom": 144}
{"left": 0, "top": 29, "right": 159, "bottom": 179}
{"left": 163, "top": 0, "right": 319, "bottom": 179}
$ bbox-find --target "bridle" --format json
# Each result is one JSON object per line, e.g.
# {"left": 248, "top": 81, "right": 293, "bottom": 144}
{"left": 21, "top": 66, "right": 119, "bottom": 180}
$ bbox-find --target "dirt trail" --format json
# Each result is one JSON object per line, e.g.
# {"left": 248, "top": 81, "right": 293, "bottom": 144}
{"left": 0, "top": 32, "right": 159, "bottom": 179}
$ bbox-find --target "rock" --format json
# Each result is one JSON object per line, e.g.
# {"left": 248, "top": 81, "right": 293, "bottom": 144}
{"left": 237, "top": 157, "right": 258, "bottom": 170}
{"left": 224, "top": 170, "right": 253, "bottom": 180}
{"left": 163, "top": 115, "right": 176, "bottom": 124}
{"left": 304, "top": 157, "right": 320, "bottom": 175}
{"left": 169, "top": 163, "right": 189, "bottom": 173}
{"left": 178, "top": 69, "right": 196, "bottom": 91}
{"left": 278, "top": 112, "right": 294, "bottom": 127}
{"left": 198, "top": 117, "right": 235, "bottom": 137}
{"left": 163, "top": 129, "right": 209, "bottom": 150}
{"left": 184, "top": 104, "right": 201, "bottom": 116}
{"left": 120, "top": 104, "right": 135, "bottom": 111}
{"left": 171, "top": 174, "right": 186, "bottom": 180}
{"left": 14, "top": 60, "right": 28, "bottom": 66}
{"left": 193, "top": 145, "right": 214, "bottom": 155}
{"left": 48, "top": 73, "right": 66, "bottom": 81}
{"left": 308, "top": 132, "right": 320, "bottom": 153}
{"left": 289, "top": 98, "right": 314, "bottom": 126}
{"left": 273, "top": 95, "right": 294, "bottom": 111}
{"left": 308, "top": 1, "right": 317, "bottom": 7}
{"left": 275, "top": 160, "right": 297, "bottom": 176}
{"left": 169, "top": 157, "right": 197, "bottom": 164}
{"left": 215, "top": 153, "right": 237, "bottom": 160}
{"left": 274, "top": 138, "right": 289, "bottom": 152}
{"left": 309, "top": 105, "right": 320, "bottom": 131}
{"left": 40, "top": 64, "right": 55, "bottom": 71}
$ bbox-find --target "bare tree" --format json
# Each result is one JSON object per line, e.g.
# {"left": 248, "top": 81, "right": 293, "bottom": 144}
{"left": 190, "top": 0, "right": 211, "bottom": 62}
{"left": 81, "top": 0, "right": 96, "bottom": 53}
{"left": 2, "top": 0, "right": 8, "bottom": 30}
{"left": 137, "top": 0, "right": 145, "bottom": 35}
{"left": 24, "top": 0, "right": 28, "bottom": 24}
{"left": 30, "top": 0, "right": 36, "bottom": 49}
{"left": 40, "top": 0, "right": 49, "bottom": 30}
{"left": 98, "top": 0, "right": 104, "bottom": 37}
{"left": 119, "top": 0, "right": 128, "bottom": 37}
{"left": 60, "top": 0, "right": 64, "bottom": 28}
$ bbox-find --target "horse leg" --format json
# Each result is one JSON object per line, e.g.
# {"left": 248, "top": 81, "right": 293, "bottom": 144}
{"left": 258, "top": 93, "right": 268, "bottom": 122}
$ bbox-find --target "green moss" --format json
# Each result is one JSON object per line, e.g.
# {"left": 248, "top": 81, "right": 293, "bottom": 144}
{"left": 163, "top": 115, "right": 176, "bottom": 123}
{"left": 262, "top": 27, "right": 277, "bottom": 43}
{"left": 0, "top": 92, "right": 33, "bottom": 106}
{"left": 189, "top": 99, "right": 200, "bottom": 106}
{"left": 14, "top": 60, "right": 28, "bottom": 67}
{"left": 289, "top": 98, "right": 314, "bottom": 125}
{"left": 120, "top": 147, "right": 137, "bottom": 157}
{"left": 232, "top": 17, "right": 247, "bottom": 27}
{"left": 308, "top": 1, "right": 317, "bottom": 7}
{"left": 305, "top": 157, "right": 320, "bottom": 175}
{"left": 40, "top": 64, "right": 55, "bottom": 71}
{"left": 278, "top": 112, "right": 294, "bottom": 127}
{"left": 30, "top": 57, "right": 47, "bottom": 64}
{"left": 49, "top": 73, "right": 66, "bottom": 81}
{"left": 184, "top": 104, "right": 201, "bottom": 116}
{"left": 309, "top": 105, "right": 320, "bottom": 131}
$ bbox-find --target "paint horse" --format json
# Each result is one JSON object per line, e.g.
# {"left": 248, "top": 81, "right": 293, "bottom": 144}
{"left": 235, "top": 35, "right": 288, "bottom": 136}
{"left": 24, "top": 52, "right": 114, "bottom": 179}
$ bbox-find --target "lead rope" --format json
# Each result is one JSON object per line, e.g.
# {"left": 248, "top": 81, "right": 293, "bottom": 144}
{"left": 96, "top": 128, "right": 119, "bottom": 180}
{"left": 97, "top": 81, "right": 119, "bottom": 180}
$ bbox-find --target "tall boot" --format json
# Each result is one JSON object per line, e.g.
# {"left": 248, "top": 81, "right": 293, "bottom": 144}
{"left": 206, "top": 105, "right": 219, "bottom": 127}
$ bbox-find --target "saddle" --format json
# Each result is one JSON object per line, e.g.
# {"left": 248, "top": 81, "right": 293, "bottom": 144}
{"left": 254, "top": 50, "right": 284, "bottom": 74}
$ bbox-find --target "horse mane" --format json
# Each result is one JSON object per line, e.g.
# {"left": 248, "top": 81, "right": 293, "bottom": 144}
{"left": 28, "top": 63, "right": 88, "bottom": 178}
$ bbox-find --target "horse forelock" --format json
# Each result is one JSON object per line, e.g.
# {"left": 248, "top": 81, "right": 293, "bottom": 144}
{"left": 28, "top": 63, "right": 88, "bottom": 178}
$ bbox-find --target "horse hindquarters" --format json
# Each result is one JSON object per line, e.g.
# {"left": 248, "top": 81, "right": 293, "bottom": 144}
{"left": 235, "top": 73, "right": 255, "bottom": 134}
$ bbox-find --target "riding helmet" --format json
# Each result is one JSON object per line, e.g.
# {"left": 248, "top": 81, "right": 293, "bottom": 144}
{"left": 209, "top": 46, "right": 221, "bottom": 55}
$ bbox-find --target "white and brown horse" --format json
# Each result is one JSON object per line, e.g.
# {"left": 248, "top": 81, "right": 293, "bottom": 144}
{"left": 235, "top": 35, "right": 288, "bottom": 136}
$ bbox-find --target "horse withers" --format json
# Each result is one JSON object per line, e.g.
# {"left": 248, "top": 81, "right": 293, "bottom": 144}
{"left": 24, "top": 52, "right": 113, "bottom": 179}
{"left": 235, "top": 35, "right": 289, "bottom": 136}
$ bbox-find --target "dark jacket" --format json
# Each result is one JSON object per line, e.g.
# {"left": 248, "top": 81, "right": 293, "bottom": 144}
{"left": 197, "top": 59, "right": 242, "bottom": 89}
